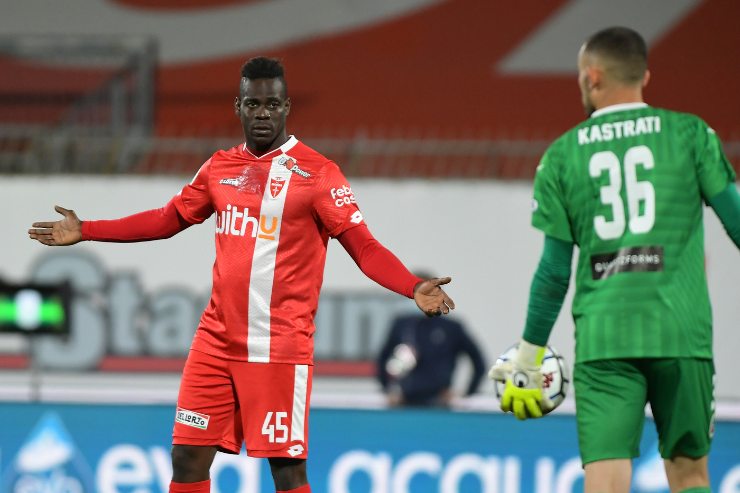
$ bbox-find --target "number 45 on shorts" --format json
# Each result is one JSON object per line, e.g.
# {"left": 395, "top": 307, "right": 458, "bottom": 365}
{"left": 262, "top": 411, "right": 289, "bottom": 443}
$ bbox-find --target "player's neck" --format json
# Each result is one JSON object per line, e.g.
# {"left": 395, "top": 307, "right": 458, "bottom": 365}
{"left": 594, "top": 88, "right": 644, "bottom": 112}
{"left": 246, "top": 133, "right": 290, "bottom": 157}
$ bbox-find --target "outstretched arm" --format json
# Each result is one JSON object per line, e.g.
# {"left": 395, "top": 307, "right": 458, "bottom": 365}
{"left": 29, "top": 200, "right": 192, "bottom": 246}
{"left": 337, "top": 225, "right": 455, "bottom": 317}
{"left": 707, "top": 184, "right": 740, "bottom": 249}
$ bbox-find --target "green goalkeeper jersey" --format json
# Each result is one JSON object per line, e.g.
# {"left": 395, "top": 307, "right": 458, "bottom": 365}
{"left": 532, "top": 103, "right": 736, "bottom": 362}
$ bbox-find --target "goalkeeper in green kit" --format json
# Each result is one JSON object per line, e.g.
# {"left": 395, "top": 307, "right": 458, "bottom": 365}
{"left": 489, "top": 27, "right": 740, "bottom": 493}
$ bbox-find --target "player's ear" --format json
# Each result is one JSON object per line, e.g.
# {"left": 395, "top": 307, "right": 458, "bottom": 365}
{"left": 234, "top": 97, "right": 240, "bottom": 116}
{"left": 642, "top": 69, "right": 651, "bottom": 89}
{"left": 586, "top": 66, "right": 601, "bottom": 91}
{"left": 284, "top": 97, "right": 291, "bottom": 116}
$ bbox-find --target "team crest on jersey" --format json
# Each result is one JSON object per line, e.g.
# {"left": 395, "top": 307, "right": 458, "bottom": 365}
{"left": 269, "top": 176, "right": 286, "bottom": 198}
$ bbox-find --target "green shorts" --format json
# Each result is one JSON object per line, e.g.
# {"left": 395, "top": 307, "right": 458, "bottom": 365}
{"left": 574, "top": 358, "right": 714, "bottom": 465}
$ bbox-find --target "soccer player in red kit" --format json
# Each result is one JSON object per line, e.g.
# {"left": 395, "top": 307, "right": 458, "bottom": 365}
{"left": 28, "top": 57, "right": 455, "bottom": 493}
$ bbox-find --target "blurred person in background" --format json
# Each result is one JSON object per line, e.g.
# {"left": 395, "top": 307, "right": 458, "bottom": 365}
{"left": 378, "top": 271, "right": 485, "bottom": 408}
{"left": 489, "top": 27, "right": 740, "bottom": 493}
{"left": 28, "top": 57, "right": 455, "bottom": 493}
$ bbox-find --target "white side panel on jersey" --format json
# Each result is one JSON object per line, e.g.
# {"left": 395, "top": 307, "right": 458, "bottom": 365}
{"left": 246, "top": 157, "right": 293, "bottom": 362}
{"left": 291, "top": 365, "right": 309, "bottom": 442}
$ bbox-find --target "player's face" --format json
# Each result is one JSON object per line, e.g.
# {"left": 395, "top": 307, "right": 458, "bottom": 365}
{"left": 236, "top": 78, "right": 291, "bottom": 153}
{"left": 577, "top": 46, "right": 596, "bottom": 116}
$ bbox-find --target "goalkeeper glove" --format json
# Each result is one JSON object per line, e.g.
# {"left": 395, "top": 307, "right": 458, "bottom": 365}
{"left": 488, "top": 339, "right": 553, "bottom": 420}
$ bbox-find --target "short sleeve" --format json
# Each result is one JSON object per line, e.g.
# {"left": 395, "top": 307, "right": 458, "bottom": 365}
{"left": 531, "top": 145, "right": 573, "bottom": 242}
{"left": 313, "top": 161, "right": 364, "bottom": 238}
{"left": 173, "top": 158, "right": 215, "bottom": 224}
{"left": 695, "top": 121, "right": 737, "bottom": 201}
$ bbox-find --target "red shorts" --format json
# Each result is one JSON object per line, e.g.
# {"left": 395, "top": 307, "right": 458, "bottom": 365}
{"left": 172, "top": 349, "right": 312, "bottom": 459}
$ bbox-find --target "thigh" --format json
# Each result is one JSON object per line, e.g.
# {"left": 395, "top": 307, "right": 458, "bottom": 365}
{"left": 646, "top": 358, "right": 714, "bottom": 460}
{"left": 231, "top": 362, "right": 313, "bottom": 459}
{"left": 173, "top": 349, "right": 243, "bottom": 454}
{"left": 574, "top": 360, "right": 647, "bottom": 465}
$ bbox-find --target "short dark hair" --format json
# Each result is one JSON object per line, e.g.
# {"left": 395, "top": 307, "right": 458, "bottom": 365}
{"left": 241, "top": 57, "right": 285, "bottom": 80}
{"left": 584, "top": 27, "right": 647, "bottom": 84}
{"left": 239, "top": 56, "right": 287, "bottom": 96}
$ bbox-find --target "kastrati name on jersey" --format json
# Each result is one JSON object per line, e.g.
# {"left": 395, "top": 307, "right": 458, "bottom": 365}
{"left": 578, "top": 116, "right": 661, "bottom": 146}
{"left": 215, "top": 204, "right": 279, "bottom": 240}
{"left": 330, "top": 185, "right": 356, "bottom": 207}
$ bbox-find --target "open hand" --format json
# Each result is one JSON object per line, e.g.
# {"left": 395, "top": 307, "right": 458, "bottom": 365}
{"left": 413, "top": 277, "right": 455, "bottom": 317}
{"left": 28, "top": 206, "right": 83, "bottom": 246}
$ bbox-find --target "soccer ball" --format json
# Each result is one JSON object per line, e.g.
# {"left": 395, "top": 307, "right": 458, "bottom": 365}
{"left": 493, "top": 343, "right": 570, "bottom": 413}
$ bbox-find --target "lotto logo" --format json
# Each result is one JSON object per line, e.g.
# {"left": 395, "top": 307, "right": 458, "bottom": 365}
{"left": 176, "top": 408, "right": 210, "bottom": 430}
{"left": 287, "top": 444, "right": 305, "bottom": 457}
{"left": 330, "top": 185, "right": 356, "bottom": 207}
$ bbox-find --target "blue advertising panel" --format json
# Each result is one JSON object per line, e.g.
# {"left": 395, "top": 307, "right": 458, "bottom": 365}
{"left": 1, "top": 403, "right": 739, "bottom": 493}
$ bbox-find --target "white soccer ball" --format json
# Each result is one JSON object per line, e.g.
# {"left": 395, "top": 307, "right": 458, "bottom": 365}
{"left": 494, "top": 342, "right": 570, "bottom": 413}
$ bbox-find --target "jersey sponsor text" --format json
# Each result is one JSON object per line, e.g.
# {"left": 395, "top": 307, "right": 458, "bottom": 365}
{"left": 590, "top": 246, "right": 664, "bottom": 280}
{"left": 330, "top": 185, "right": 356, "bottom": 207}
{"left": 176, "top": 408, "right": 210, "bottom": 430}
{"left": 215, "top": 204, "right": 279, "bottom": 240}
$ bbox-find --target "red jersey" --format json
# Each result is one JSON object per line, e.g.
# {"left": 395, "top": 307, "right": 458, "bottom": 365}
{"left": 173, "top": 136, "right": 364, "bottom": 364}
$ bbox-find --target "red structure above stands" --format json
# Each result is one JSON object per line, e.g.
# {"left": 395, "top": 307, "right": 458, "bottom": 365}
{"left": 151, "top": 0, "right": 740, "bottom": 140}
{"left": 0, "top": 0, "right": 738, "bottom": 176}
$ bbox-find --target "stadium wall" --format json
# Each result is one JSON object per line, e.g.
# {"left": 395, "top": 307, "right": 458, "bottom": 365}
{"left": 2, "top": 177, "right": 739, "bottom": 400}
{"left": 1, "top": 402, "right": 739, "bottom": 493}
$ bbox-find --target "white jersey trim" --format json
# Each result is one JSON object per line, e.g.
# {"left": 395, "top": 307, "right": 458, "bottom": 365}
{"left": 291, "top": 364, "right": 309, "bottom": 442}
{"left": 246, "top": 155, "right": 293, "bottom": 362}
{"left": 279, "top": 135, "right": 299, "bottom": 153}
{"left": 591, "top": 102, "right": 648, "bottom": 118}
